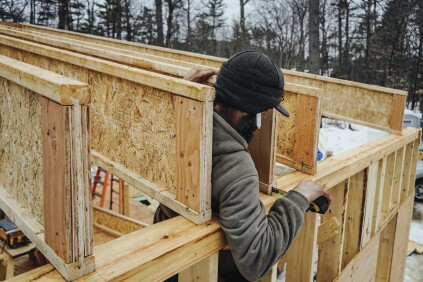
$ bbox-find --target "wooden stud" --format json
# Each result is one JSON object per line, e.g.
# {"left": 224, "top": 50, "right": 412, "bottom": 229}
{"left": 360, "top": 162, "right": 378, "bottom": 248}
{"left": 391, "top": 146, "right": 406, "bottom": 206}
{"left": 249, "top": 109, "right": 277, "bottom": 194}
{"left": 389, "top": 95, "right": 406, "bottom": 132}
{"left": 179, "top": 253, "right": 218, "bottom": 282}
{"left": 371, "top": 157, "right": 387, "bottom": 236}
{"left": 41, "top": 97, "right": 72, "bottom": 263}
{"left": 408, "top": 139, "right": 420, "bottom": 196}
{"left": 381, "top": 152, "right": 396, "bottom": 214}
{"left": 317, "top": 216, "right": 342, "bottom": 245}
{"left": 401, "top": 142, "right": 415, "bottom": 202}
{"left": 375, "top": 214, "right": 398, "bottom": 281}
{"left": 389, "top": 194, "right": 414, "bottom": 282}
{"left": 317, "top": 181, "right": 347, "bottom": 281}
{"left": 285, "top": 212, "right": 318, "bottom": 282}
{"left": 341, "top": 170, "right": 366, "bottom": 270}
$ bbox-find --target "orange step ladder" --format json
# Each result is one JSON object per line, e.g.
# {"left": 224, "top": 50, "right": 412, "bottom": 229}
{"left": 91, "top": 167, "right": 125, "bottom": 214}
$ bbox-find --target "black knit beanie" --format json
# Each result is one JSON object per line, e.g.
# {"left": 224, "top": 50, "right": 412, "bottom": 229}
{"left": 215, "top": 50, "right": 289, "bottom": 117}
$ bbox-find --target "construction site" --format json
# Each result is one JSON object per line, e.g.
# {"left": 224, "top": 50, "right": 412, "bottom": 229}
{"left": 0, "top": 21, "right": 422, "bottom": 281}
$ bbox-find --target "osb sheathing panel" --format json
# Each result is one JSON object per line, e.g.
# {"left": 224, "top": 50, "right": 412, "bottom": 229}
{"left": 284, "top": 74, "right": 394, "bottom": 128}
{"left": 277, "top": 91, "right": 297, "bottom": 160}
{"left": 89, "top": 73, "right": 176, "bottom": 192}
{"left": 0, "top": 45, "right": 177, "bottom": 193}
{"left": 0, "top": 78, "right": 44, "bottom": 223}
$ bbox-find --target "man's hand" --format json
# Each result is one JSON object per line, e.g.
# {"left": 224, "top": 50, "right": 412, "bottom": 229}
{"left": 183, "top": 66, "right": 218, "bottom": 83}
{"left": 293, "top": 180, "right": 332, "bottom": 205}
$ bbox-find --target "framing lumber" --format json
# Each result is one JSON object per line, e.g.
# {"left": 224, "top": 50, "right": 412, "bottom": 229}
{"left": 93, "top": 206, "right": 148, "bottom": 235}
{"left": 371, "top": 157, "right": 387, "bottom": 236}
{"left": 0, "top": 54, "right": 89, "bottom": 105}
{"left": 0, "top": 56, "right": 94, "bottom": 280}
{"left": 0, "top": 34, "right": 214, "bottom": 224}
{"left": 179, "top": 253, "right": 218, "bottom": 282}
{"left": 391, "top": 146, "right": 406, "bottom": 207}
{"left": 381, "top": 152, "right": 396, "bottom": 214}
{"left": 360, "top": 162, "right": 378, "bottom": 248}
{"left": 375, "top": 214, "right": 397, "bottom": 281}
{"left": 317, "top": 181, "right": 347, "bottom": 281}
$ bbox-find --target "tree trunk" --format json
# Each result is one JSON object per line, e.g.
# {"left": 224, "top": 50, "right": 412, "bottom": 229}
{"left": 155, "top": 0, "right": 164, "bottom": 46}
{"left": 240, "top": 0, "right": 249, "bottom": 49}
{"left": 58, "top": 0, "right": 69, "bottom": 30}
{"left": 309, "top": 0, "right": 320, "bottom": 74}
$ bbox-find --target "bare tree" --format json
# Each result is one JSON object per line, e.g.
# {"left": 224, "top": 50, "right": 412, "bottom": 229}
{"left": 155, "top": 0, "right": 164, "bottom": 46}
{"left": 240, "top": 0, "right": 250, "bottom": 49}
{"left": 309, "top": 0, "right": 320, "bottom": 74}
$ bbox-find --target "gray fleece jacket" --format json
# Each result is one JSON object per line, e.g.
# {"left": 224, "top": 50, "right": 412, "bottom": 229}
{"left": 155, "top": 112, "right": 310, "bottom": 281}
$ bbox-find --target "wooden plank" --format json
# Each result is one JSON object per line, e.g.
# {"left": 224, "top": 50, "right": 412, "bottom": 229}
{"left": 93, "top": 206, "right": 147, "bottom": 235}
{"left": 334, "top": 232, "right": 380, "bottom": 282}
{"left": 372, "top": 157, "right": 387, "bottom": 236}
{"left": 408, "top": 139, "right": 420, "bottom": 197}
{"left": 389, "top": 194, "right": 414, "bottom": 281}
{"left": 285, "top": 212, "right": 318, "bottom": 282}
{"left": 0, "top": 34, "right": 214, "bottom": 102}
{"left": 401, "top": 142, "right": 415, "bottom": 202}
{"left": 0, "top": 54, "right": 89, "bottom": 105}
{"left": 391, "top": 146, "right": 406, "bottom": 206}
{"left": 41, "top": 98, "right": 72, "bottom": 263}
{"left": 389, "top": 95, "right": 406, "bottom": 132}
{"left": 341, "top": 170, "right": 365, "bottom": 270}
{"left": 0, "top": 187, "right": 95, "bottom": 281}
{"left": 317, "top": 181, "right": 347, "bottom": 281}
{"left": 176, "top": 97, "right": 204, "bottom": 212}
{"left": 249, "top": 109, "right": 277, "bottom": 194}
{"left": 375, "top": 213, "right": 398, "bottom": 281}
{"left": 382, "top": 152, "right": 396, "bottom": 214}
{"left": 360, "top": 162, "right": 378, "bottom": 248}
{"left": 317, "top": 216, "right": 341, "bottom": 245}
{"left": 179, "top": 253, "right": 218, "bottom": 282}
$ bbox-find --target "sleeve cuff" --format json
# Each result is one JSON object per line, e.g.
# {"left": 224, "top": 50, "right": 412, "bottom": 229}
{"left": 285, "top": 190, "right": 310, "bottom": 213}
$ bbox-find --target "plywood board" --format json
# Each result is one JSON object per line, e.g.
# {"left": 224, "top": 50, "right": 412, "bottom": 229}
{"left": 0, "top": 78, "right": 43, "bottom": 223}
{"left": 276, "top": 88, "right": 321, "bottom": 175}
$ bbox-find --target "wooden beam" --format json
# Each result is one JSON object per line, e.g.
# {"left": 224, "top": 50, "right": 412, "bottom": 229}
{"left": 317, "top": 181, "right": 347, "bottom": 281}
{"left": 285, "top": 212, "right": 318, "bottom": 282}
{"left": 371, "top": 157, "right": 387, "bottom": 236}
{"left": 249, "top": 109, "right": 277, "bottom": 194}
{"left": 381, "top": 152, "right": 396, "bottom": 214}
{"left": 317, "top": 216, "right": 341, "bottom": 245}
{"left": 401, "top": 142, "right": 415, "bottom": 202}
{"left": 391, "top": 146, "right": 406, "bottom": 206}
{"left": 0, "top": 54, "right": 89, "bottom": 105}
{"left": 389, "top": 194, "right": 414, "bottom": 281}
{"left": 341, "top": 170, "right": 366, "bottom": 270}
{"left": 179, "top": 253, "right": 218, "bottom": 282}
{"left": 360, "top": 162, "right": 378, "bottom": 248}
{"left": 376, "top": 213, "right": 397, "bottom": 281}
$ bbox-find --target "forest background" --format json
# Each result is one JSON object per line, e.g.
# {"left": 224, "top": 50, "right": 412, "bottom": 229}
{"left": 1, "top": 0, "right": 422, "bottom": 111}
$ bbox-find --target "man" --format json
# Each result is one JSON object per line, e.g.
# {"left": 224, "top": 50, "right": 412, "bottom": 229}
{"left": 155, "top": 51, "right": 332, "bottom": 281}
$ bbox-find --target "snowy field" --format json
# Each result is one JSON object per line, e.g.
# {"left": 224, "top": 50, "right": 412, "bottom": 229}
{"left": 319, "top": 117, "right": 422, "bottom": 281}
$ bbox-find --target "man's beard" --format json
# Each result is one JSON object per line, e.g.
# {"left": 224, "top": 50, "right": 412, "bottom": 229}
{"left": 235, "top": 114, "right": 257, "bottom": 143}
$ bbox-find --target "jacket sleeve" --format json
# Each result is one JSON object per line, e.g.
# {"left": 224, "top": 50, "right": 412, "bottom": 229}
{"left": 218, "top": 175, "right": 310, "bottom": 281}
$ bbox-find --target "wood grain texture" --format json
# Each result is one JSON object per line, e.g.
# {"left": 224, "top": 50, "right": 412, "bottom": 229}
{"left": 360, "top": 162, "right": 378, "bottom": 248}
{"left": 401, "top": 142, "right": 415, "bottom": 202}
{"left": 176, "top": 97, "right": 203, "bottom": 211}
{"left": 179, "top": 253, "right": 218, "bottom": 282}
{"left": 389, "top": 95, "right": 406, "bottom": 132}
{"left": 285, "top": 212, "right": 318, "bottom": 282}
{"left": 372, "top": 157, "right": 387, "bottom": 236}
{"left": 41, "top": 98, "right": 71, "bottom": 263}
{"left": 376, "top": 213, "right": 397, "bottom": 281}
{"left": 249, "top": 109, "right": 277, "bottom": 190}
{"left": 317, "top": 181, "right": 347, "bottom": 281}
{"left": 391, "top": 146, "right": 405, "bottom": 206}
{"left": 382, "top": 152, "right": 396, "bottom": 214}
{"left": 342, "top": 170, "right": 366, "bottom": 270}
{"left": 0, "top": 78, "right": 44, "bottom": 223}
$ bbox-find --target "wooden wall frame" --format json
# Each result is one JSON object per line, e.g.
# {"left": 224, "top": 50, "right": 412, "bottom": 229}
{"left": 0, "top": 55, "right": 93, "bottom": 280}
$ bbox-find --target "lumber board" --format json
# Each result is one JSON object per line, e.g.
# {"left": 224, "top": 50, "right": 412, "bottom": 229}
{"left": 371, "top": 157, "right": 387, "bottom": 236}
{"left": 285, "top": 212, "right": 318, "bottom": 282}
{"left": 401, "top": 142, "right": 415, "bottom": 202}
{"left": 179, "top": 253, "right": 218, "bottom": 282}
{"left": 41, "top": 98, "right": 72, "bottom": 263}
{"left": 334, "top": 232, "right": 380, "bottom": 281}
{"left": 0, "top": 187, "right": 95, "bottom": 281}
{"left": 389, "top": 194, "right": 414, "bottom": 282}
{"left": 249, "top": 109, "right": 277, "bottom": 193}
{"left": 0, "top": 54, "right": 89, "bottom": 105}
{"left": 317, "top": 181, "right": 348, "bottom": 281}
{"left": 93, "top": 206, "right": 147, "bottom": 235}
{"left": 376, "top": 213, "right": 397, "bottom": 281}
{"left": 341, "top": 170, "right": 365, "bottom": 270}
{"left": 408, "top": 138, "right": 421, "bottom": 197}
{"left": 381, "top": 152, "right": 396, "bottom": 214}
{"left": 276, "top": 85, "right": 321, "bottom": 175}
{"left": 360, "top": 162, "right": 378, "bottom": 248}
{"left": 391, "top": 146, "right": 406, "bottom": 206}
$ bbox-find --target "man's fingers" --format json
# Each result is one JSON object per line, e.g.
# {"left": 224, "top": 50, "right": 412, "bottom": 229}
{"left": 183, "top": 67, "right": 218, "bottom": 83}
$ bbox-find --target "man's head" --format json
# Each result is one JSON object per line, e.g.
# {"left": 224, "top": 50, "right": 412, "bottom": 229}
{"left": 214, "top": 51, "right": 288, "bottom": 142}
